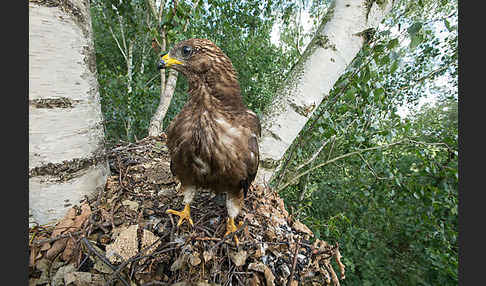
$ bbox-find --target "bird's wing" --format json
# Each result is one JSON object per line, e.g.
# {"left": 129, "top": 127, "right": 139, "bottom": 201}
{"left": 240, "top": 110, "right": 261, "bottom": 197}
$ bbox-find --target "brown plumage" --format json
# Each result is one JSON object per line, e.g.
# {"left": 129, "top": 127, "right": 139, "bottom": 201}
{"left": 158, "top": 38, "right": 260, "bottom": 244}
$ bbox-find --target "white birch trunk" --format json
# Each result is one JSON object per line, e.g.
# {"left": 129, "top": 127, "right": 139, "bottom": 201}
{"left": 29, "top": 0, "right": 109, "bottom": 226}
{"left": 148, "top": 69, "right": 178, "bottom": 136}
{"left": 147, "top": 0, "right": 199, "bottom": 136}
{"left": 127, "top": 40, "right": 134, "bottom": 94}
{"left": 256, "top": 0, "right": 394, "bottom": 183}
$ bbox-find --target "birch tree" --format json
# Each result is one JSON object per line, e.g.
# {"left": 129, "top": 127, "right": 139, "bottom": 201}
{"left": 93, "top": 0, "right": 151, "bottom": 141}
{"left": 29, "top": 0, "right": 109, "bottom": 225}
{"left": 147, "top": 0, "right": 201, "bottom": 136}
{"left": 91, "top": 0, "right": 202, "bottom": 140}
{"left": 256, "top": 0, "right": 395, "bottom": 183}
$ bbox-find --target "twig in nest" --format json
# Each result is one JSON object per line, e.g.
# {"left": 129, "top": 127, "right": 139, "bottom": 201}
{"left": 80, "top": 238, "right": 130, "bottom": 286}
{"left": 312, "top": 244, "right": 338, "bottom": 258}
{"left": 141, "top": 282, "right": 169, "bottom": 286}
{"left": 335, "top": 243, "right": 346, "bottom": 280}
{"left": 195, "top": 237, "right": 221, "bottom": 241}
{"left": 105, "top": 232, "right": 169, "bottom": 286}
{"left": 77, "top": 253, "right": 91, "bottom": 271}
{"left": 234, "top": 273, "right": 244, "bottom": 286}
{"left": 211, "top": 221, "right": 248, "bottom": 251}
{"left": 32, "top": 230, "right": 83, "bottom": 246}
{"left": 287, "top": 237, "right": 301, "bottom": 286}
{"left": 89, "top": 212, "right": 110, "bottom": 234}
{"left": 325, "top": 261, "right": 340, "bottom": 286}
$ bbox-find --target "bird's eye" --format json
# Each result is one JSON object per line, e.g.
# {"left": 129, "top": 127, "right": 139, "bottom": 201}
{"left": 182, "top": 46, "right": 192, "bottom": 57}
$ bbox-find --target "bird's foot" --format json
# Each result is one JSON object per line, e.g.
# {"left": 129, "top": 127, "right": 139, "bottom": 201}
{"left": 166, "top": 204, "right": 193, "bottom": 227}
{"left": 224, "top": 217, "right": 244, "bottom": 245}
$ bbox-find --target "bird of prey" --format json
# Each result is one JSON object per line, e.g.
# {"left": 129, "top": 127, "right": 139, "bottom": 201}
{"left": 157, "top": 38, "right": 261, "bottom": 245}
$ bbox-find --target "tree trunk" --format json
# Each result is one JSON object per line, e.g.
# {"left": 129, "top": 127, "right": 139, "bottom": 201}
{"left": 147, "top": 0, "right": 199, "bottom": 136}
{"left": 256, "top": 0, "right": 394, "bottom": 184}
{"left": 29, "top": 0, "right": 109, "bottom": 226}
{"left": 148, "top": 69, "right": 178, "bottom": 136}
{"left": 127, "top": 39, "right": 134, "bottom": 94}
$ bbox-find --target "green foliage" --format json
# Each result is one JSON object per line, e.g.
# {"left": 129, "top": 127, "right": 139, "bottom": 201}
{"left": 91, "top": 0, "right": 295, "bottom": 145}
{"left": 184, "top": 0, "right": 294, "bottom": 116}
{"left": 91, "top": 0, "right": 162, "bottom": 143}
{"left": 274, "top": 0, "right": 458, "bottom": 284}
{"left": 91, "top": 0, "right": 458, "bottom": 284}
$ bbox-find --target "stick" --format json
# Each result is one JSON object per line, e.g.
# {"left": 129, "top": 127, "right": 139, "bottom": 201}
{"left": 105, "top": 232, "right": 169, "bottom": 286}
{"left": 211, "top": 221, "right": 248, "bottom": 251}
{"left": 277, "top": 140, "right": 406, "bottom": 192}
{"left": 32, "top": 230, "right": 83, "bottom": 246}
{"left": 80, "top": 238, "right": 130, "bottom": 286}
{"left": 287, "top": 238, "right": 301, "bottom": 286}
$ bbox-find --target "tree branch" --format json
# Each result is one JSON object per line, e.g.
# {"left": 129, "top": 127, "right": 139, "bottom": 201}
{"left": 358, "top": 153, "right": 387, "bottom": 180}
{"left": 295, "top": 136, "right": 334, "bottom": 171}
{"left": 277, "top": 140, "right": 407, "bottom": 192}
{"left": 117, "top": 14, "right": 128, "bottom": 54}
{"left": 159, "top": 0, "right": 166, "bottom": 23}
{"left": 102, "top": 9, "right": 127, "bottom": 62}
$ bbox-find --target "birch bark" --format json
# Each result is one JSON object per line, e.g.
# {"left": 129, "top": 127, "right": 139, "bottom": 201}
{"left": 147, "top": 0, "right": 200, "bottom": 136}
{"left": 29, "top": 0, "right": 109, "bottom": 225}
{"left": 256, "top": 0, "right": 395, "bottom": 183}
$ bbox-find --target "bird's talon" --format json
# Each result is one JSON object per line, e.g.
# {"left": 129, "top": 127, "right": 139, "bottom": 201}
{"left": 166, "top": 204, "right": 193, "bottom": 227}
{"left": 225, "top": 218, "right": 243, "bottom": 245}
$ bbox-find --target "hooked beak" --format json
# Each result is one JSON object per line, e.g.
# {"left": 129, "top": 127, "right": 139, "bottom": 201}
{"left": 158, "top": 54, "right": 182, "bottom": 70}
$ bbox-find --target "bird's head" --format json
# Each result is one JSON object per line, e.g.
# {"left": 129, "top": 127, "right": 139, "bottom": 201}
{"left": 158, "top": 38, "right": 241, "bottom": 100}
{"left": 158, "top": 38, "right": 235, "bottom": 77}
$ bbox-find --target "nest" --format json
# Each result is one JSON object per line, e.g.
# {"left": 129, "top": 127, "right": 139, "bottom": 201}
{"left": 29, "top": 135, "right": 345, "bottom": 286}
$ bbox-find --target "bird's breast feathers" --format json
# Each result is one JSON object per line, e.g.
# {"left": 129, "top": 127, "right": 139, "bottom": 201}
{"left": 168, "top": 108, "right": 259, "bottom": 187}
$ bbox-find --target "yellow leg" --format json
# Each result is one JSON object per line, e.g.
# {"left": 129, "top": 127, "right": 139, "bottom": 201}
{"left": 166, "top": 204, "right": 193, "bottom": 227}
{"left": 224, "top": 217, "right": 244, "bottom": 245}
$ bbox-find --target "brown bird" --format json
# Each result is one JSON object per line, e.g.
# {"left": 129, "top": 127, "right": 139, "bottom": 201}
{"left": 158, "top": 38, "right": 260, "bottom": 245}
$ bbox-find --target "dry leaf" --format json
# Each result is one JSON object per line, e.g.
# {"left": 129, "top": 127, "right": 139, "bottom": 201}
{"left": 170, "top": 254, "right": 187, "bottom": 271}
{"left": 203, "top": 250, "right": 214, "bottom": 262}
{"left": 189, "top": 253, "right": 201, "bottom": 266}
{"left": 64, "top": 271, "right": 91, "bottom": 285}
{"left": 278, "top": 264, "right": 290, "bottom": 279}
{"left": 29, "top": 247, "right": 38, "bottom": 267}
{"left": 40, "top": 242, "right": 51, "bottom": 251}
{"left": 140, "top": 229, "right": 161, "bottom": 264}
{"left": 89, "top": 244, "right": 114, "bottom": 274}
{"left": 122, "top": 200, "right": 139, "bottom": 211}
{"left": 62, "top": 238, "right": 76, "bottom": 262}
{"left": 335, "top": 247, "right": 345, "bottom": 280}
{"left": 265, "top": 229, "right": 276, "bottom": 240}
{"left": 249, "top": 273, "right": 262, "bottom": 286}
{"left": 263, "top": 266, "right": 275, "bottom": 286}
{"left": 52, "top": 264, "right": 76, "bottom": 286}
{"left": 293, "top": 220, "right": 313, "bottom": 236}
{"left": 105, "top": 225, "right": 138, "bottom": 264}
{"left": 248, "top": 262, "right": 266, "bottom": 273}
{"left": 71, "top": 203, "right": 91, "bottom": 229}
{"left": 229, "top": 250, "right": 247, "bottom": 267}
{"left": 46, "top": 238, "right": 68, "bottom": 260}
{"left": 51, "top": 208, "right": 76, "bottom": 238}
{"left": 325, "top": 261, "right": 340, "bottom": 286}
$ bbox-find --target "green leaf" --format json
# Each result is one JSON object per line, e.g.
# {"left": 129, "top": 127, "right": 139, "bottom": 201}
{"left": 407, "top": 22, "right": 423, "bottom": 36}
{"left": 374, "top": 87, "right": 385, "bottom": 98}
{"left": 444, "top": 19, "right": 452, "bottom": 32}
{"left": 387, "top": 38, "right": 399, "bottom": 50}
{"left": 390, "top": 60, "right": 399, "bottom": 73}
{"left": 409, "top": 33, "right": 423, "bottom": 50}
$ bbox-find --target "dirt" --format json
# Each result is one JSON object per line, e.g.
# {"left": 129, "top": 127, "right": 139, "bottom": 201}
{"left": 28, "top": 134, "right": 345, "bottom": 286}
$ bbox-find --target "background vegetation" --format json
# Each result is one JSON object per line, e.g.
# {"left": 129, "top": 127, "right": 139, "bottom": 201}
{"left": 91, "top": 0, "right": 458, "bottom": 284}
